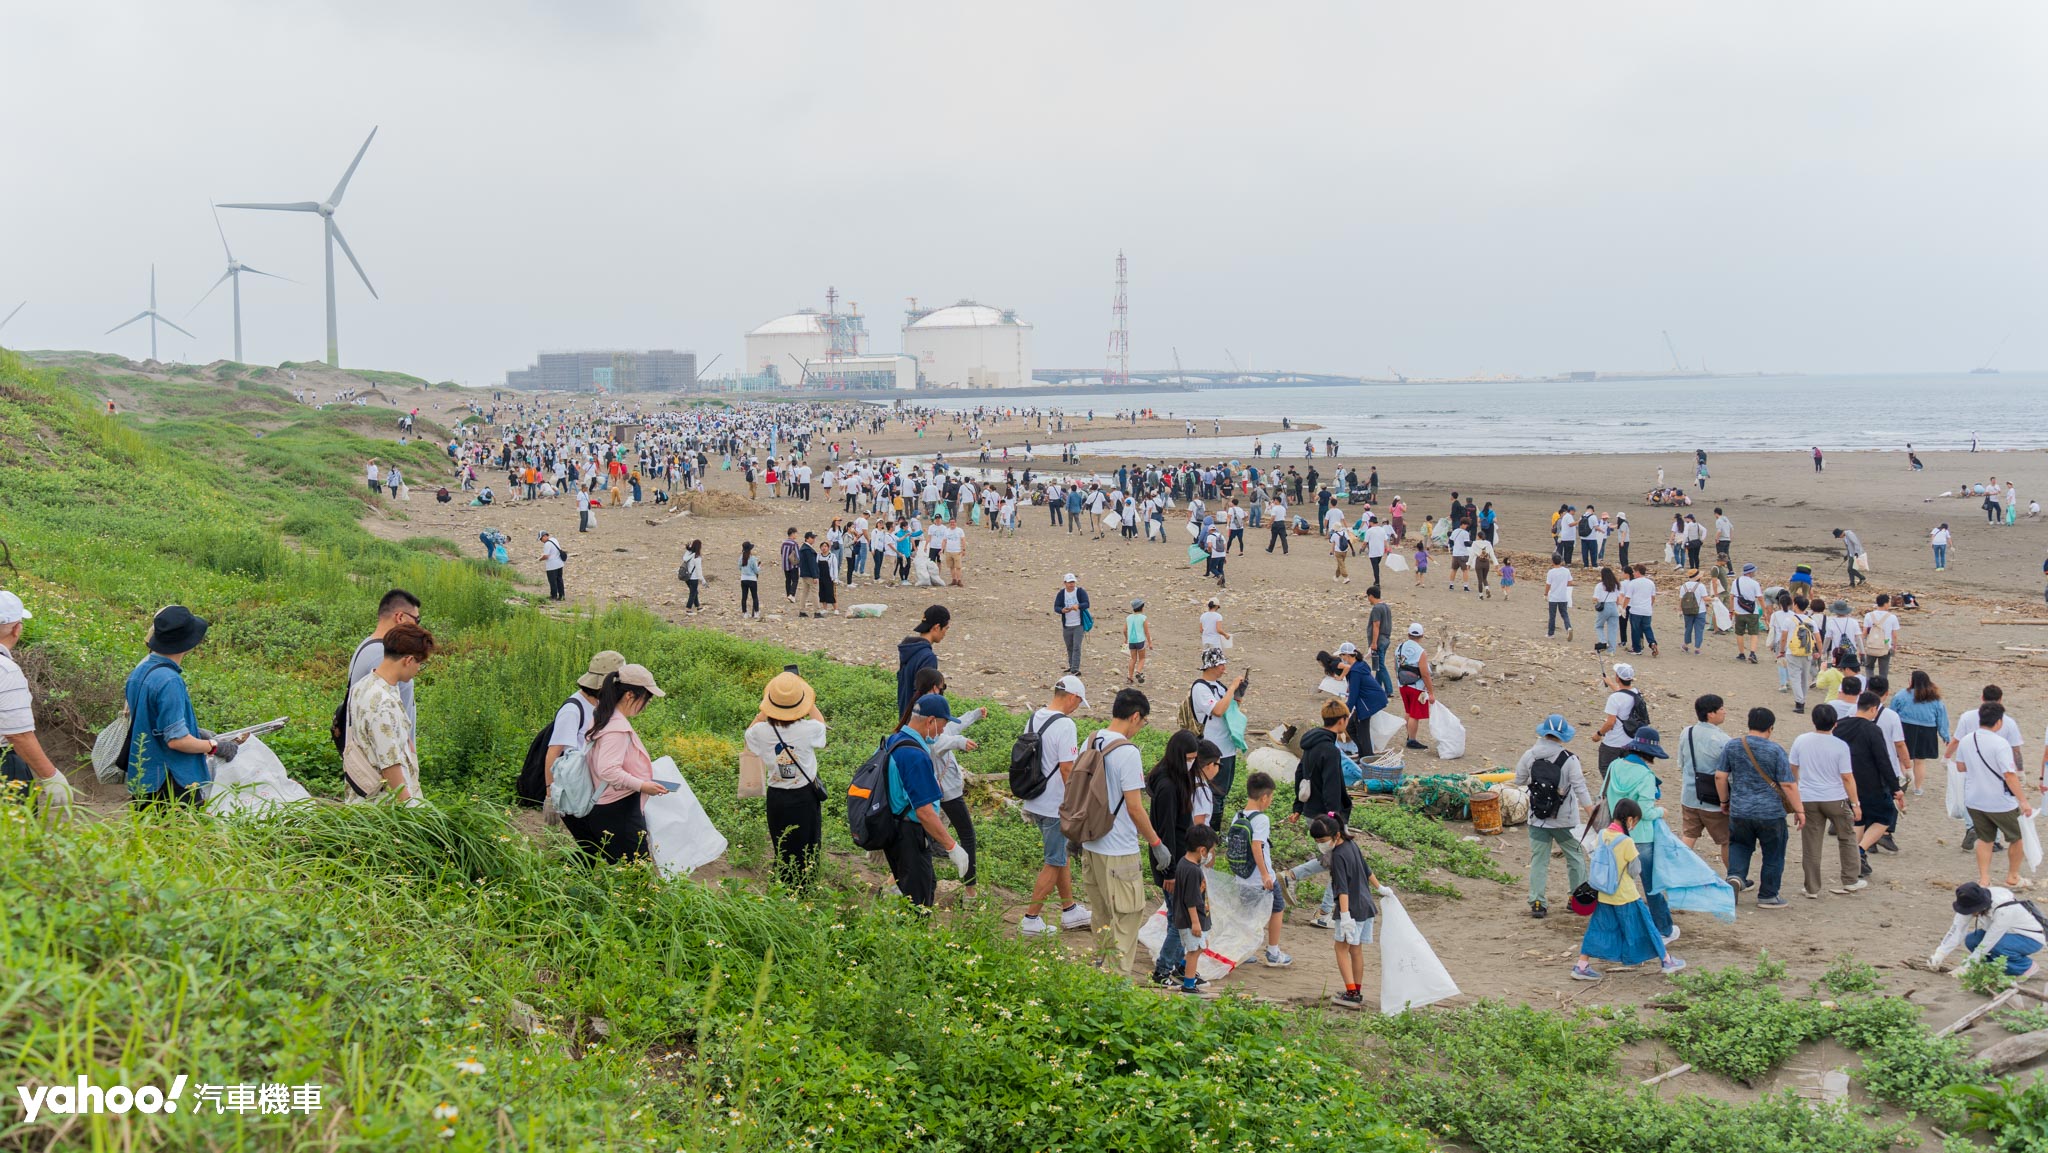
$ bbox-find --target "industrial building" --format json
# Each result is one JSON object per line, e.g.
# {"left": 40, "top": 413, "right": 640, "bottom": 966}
{"left": 800, "top": 352, "right": 917, "bottom": 391}
{"left": 745, "top": 290, "right": 869, "bottom": 388}
{"left": 504, "top": 349, "right": 697, "bottom": 392}
{"left": 901, "top": 300, "right": 1034, "bottom": 389}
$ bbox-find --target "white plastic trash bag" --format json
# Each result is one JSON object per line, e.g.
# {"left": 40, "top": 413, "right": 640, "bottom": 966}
{"left": 1384, "top": 553, "right": 1409, "bottom": 573}
{"left": 644, "top": 756, "right": 727, "bottom": 877}
{"left": 203, "top": 736, "right": 312, "bottom": 817}
{"left": 1138, "top": 867, "right": 1273, "bottom": 982}
{"left": 1710, "top": 599, "right": 1734, "bottom": 633}
{"left": 1103, "top": 512, "right": 1122, "bottom": 531}
{"left": 1428, "top": 701, "right": 1466, "bottom": 760}
{"left": 1369, "top": 709, "right": 1406, "bottom": 752}
{"left": 2025, "top": 813, "right": 2044, "bottom": 874}
{"left": 848, "top": 604, "right": 888, "bottom": 618}
{"left": 911, "top": 553, "right": 941, "bottom": 587}
{"left": 1378, "top": 892, "right": 1460, "bottom": 1013}
{"left": 1945, "top": 762, "right": 1969, "bottom": 822}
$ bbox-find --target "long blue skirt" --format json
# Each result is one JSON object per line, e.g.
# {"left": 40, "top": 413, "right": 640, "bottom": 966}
{"left": 1580, "top": 899, "right": 1665, "bottom": 965}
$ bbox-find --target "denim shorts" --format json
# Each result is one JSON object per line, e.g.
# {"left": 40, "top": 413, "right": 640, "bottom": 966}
{"left": 1334, "top": 916, "right": 1374, "bottom": 946}
{"left": 1033, "top": 813, "right": 1070, "bottom": 867}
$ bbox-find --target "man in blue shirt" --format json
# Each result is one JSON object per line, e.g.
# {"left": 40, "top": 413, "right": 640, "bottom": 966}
{"left": 884, "top": 693, "right": 970, "bottom": 907}
{"left": 123, "top": 605, "right": 241, "bottom": 808}
{"left": 1713, "top": 706, "right": 1806, "bottom": 908}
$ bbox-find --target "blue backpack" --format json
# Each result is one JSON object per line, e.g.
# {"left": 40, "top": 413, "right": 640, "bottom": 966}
{"left": 1588, "top": 830, "right": 1623, "bottom": 896}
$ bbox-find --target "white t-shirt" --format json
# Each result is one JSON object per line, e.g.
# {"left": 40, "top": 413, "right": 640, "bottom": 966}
{"left": 941, "top": 526, "right": 964, "bottom": 553}
{"left": 1199, "top": 611, "right": 1225, "bottom": 647}
{"left": 1623, "top": 576, "right": 1656, "bottom": 616}
{"left": 0, "top": 647, "right": 33, "bottom": 738}
{"left": 1593, "top": 584, "right": 1621, "bottom": 608}
{"left": 1715, "top": 516, "right": 1732, "bottom": 541}
{"left": 1364, "top": 524, "right": 1392, "bottom": 558}
{"left": 1556, "top": 514, "right": 1576, "bottom": 542}
{"left": 1732, "top": 576, "right": 1763, "bottom": 613}
{"left": 1603, "top": 690, "right": 1640, "bottom": 749}
{"left": 1020, "top": 708, "right": 1080, "bottom": 819}
{"left": 1932, "top": 526, "right": 1952, "bottom": 547}
{"left": 1864, "top": 610, "right": 1899, "bottom": 647}
{"left": 1324, "top": 507, "right": 1347, "bottom": 534}
{"left": 1876, "top": 707, "right": 1906, "bottom": 774}
{"left": 745, "top": 718, "right": 828, "bottom": 791}
{"left": 1955, "top": 709, "right": 2024, "bottom": 748}
{"left": 1545, "top": 566, "right": 1573, "bottom": 603}
{"left": 1081, "top": 731, "right": 1150, "bottom": 856}
{"left": 1191, "top": 781, "right": 1215, "bottom": 824}
{"left": 1450, "top": 528, "right": 1471, "bottom": 557}
{"left": 1058, "top": 589, "right": 1083, "bottom": 627}
{"left": 543, "top": 539, "right": 565, "bottom": 571}
{"left": 1329, "top": 530, "right": 1351, "bottom": 554}
{"left": 1191, "top": 679, "right": 1233, "bottom": 753}
{"left": 1789, "top": 730, "right": 1852, "bottom": 802}
{"left": 1958, "top": 730, "right": 2022, "bottom": 814}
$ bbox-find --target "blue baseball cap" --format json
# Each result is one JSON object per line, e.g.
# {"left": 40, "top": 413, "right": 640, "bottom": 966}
{"left": 913, "top": 693, "right": 955, "bottom": 722}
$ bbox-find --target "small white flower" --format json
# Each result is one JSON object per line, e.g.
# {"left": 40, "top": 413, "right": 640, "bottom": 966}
{"left": 432, "top": 1103, "right": 460, "bottom": 1121}
{"left": 454, "top": 1059, "right": 486, "bottom": 1075}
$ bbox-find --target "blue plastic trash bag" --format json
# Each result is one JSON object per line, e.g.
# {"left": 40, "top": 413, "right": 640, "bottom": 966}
{"left": 1649, "top": 818, "right": 1736, "bottom": 923}
{"left": 1188, "top": 544, "right": 1209, "bottom": 565}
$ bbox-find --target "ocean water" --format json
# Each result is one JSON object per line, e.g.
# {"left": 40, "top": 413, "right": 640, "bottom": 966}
{"left": 924, "top": 373, "right": 2048, "bottom": 458}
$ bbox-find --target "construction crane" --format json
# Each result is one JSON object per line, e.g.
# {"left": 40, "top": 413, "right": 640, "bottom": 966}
{"left": 1387, "top": 366, "right": 1408, "bottom": 384}
{"left": 1173, "top": 347, "right": 1186, "bottom": 388}
{"left": 1662, "top": 331, "right": 1683, "bottom": 372}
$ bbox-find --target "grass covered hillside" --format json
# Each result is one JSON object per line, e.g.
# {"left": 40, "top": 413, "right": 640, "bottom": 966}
{"left": 0, "top": 351, "right": 2015, "bottom": 1152}
{"left": 0, "top": 353, "right": 1429, "bottom": 1150}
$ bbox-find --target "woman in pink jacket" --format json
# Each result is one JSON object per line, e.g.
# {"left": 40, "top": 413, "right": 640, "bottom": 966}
{"left": 564, "top": 663, "right": 669, "bottom": 863}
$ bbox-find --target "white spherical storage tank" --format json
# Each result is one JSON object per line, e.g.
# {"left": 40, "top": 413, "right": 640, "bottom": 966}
{"left": 901, "top": 301, "right": 1034, "bottom": 389}
{"left": 745, "top": 311, "right": 833, "bottom": 387}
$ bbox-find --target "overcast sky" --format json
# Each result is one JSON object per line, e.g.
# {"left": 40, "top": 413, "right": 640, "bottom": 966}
{"left": 3, "top": 2, "right": 2043, "bottom": 383}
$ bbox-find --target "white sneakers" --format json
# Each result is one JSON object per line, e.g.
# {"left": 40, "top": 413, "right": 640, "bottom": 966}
{"left": 1262, "top": 947, "right": 1293, "bottom": 968}
{"left": 1020, "top": 903, "right": 1094, "bottom": 936}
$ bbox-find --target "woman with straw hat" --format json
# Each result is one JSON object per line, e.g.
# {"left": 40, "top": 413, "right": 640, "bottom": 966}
{"left": 745, "top": 670, "right": 829, "bottom": 888}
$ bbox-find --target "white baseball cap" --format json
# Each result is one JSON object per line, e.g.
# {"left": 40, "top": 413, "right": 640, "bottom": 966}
{"left": 1054, "top": 674, "right": 1089, "bottom": 707}
{"left": 0, "top": 592, "right": 28, "bottom": 624}
{"left": 1613, "top": 663, "right": 1636, "bottom": 682}
{"left": 1407, "top": 622, "right": 1425, "bottom": 637}
{"left": 1062, "top": 572, "right": 1077, "bottom": 583}
{"left": 1335, "top": 642, "right": 1360, "bottom": 656}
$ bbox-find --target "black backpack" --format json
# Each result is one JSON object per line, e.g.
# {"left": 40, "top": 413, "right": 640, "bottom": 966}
{"left": 516, "top": 696, "right": 587, "bottom": 809}
{"left": 1527, "top": 752, "right": 1571, "bottom": 820}
{"left": 1620, "top": 690, "right": 1651, "bottom": 737}
{"left": 848, "top": 734, "right": 916, "bottom": 850}
{"left": 1008, "top": 712, "right": 1063, "bottom": 800}
{"left": 1687, "top": 726, "right": 1721, "bottom": 807}
{"left": 1224, "top": 809, "right": 1260, "bottom": 879}
{"left": 329, "top": 638, "right": 379, "bottom": 756}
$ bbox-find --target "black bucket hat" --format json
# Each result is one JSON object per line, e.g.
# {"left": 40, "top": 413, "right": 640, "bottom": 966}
{"left": 146, "top": 605, "right": 210, "bottom": 654}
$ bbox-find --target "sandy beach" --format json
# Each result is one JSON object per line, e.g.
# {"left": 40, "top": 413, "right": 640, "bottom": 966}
{"left": 339, "top": 383, "right": 2048, "bottom": 1026}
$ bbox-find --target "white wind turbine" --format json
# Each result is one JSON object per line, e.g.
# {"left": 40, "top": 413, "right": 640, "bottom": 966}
{"left": 219, "top": 127, "right": 379, "bottom": 368}
{"left": 190, "top": 204, "right": 291, "bottom": 363}
{"left": 106, "top": 265, "right": 195, "bottom": 362}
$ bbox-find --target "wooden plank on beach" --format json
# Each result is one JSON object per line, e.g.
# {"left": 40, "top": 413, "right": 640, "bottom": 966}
{"left": 1980, "top": 619, "right": 2048, "bottom": 626}
{"left": 1935, "top": 986, "right": 2021, "bottom": 1037}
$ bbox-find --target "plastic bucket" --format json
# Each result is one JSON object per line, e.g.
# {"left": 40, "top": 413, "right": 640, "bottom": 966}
{"left": 1468, "top": 790, "right": 1503, "bottom": 836}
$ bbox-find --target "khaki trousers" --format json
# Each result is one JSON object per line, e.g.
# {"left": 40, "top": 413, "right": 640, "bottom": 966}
{"left": 1801, "top": 798, "right": 1860, "bottom": 894}
{"left": 1083, "top": 849, "right": 1148, "bottom": 974}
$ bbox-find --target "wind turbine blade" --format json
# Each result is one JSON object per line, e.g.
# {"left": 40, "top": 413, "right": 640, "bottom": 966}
{"left": 239, "top": 265, "right": 296, "bottom": 284}
{"left": 154, "top": 314, "right": 196, "bottom": 340}
{"left": 106, "top": 311, "right": 151, "bottom": 334}
{"left": 328, "top": 126, "right": 378, "bottom": 206}
{"left": 188, "top": 269, "right": 234, "bottom": 315}
{"left": 217, "top": 201, "right": 322, "bottom": 212}
{"left": 0, "top": 302, "right": 23, "bottom": 331}
{"left": 210, "top": 202, "right": 234, "bottom": 261}
{"left": 328, "top": 221, "right": 378, "bottom": 298}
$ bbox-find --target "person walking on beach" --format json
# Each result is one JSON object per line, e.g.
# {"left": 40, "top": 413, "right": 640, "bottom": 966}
{"left": 1125, "top": 599, "right": 1151, "bottom": 686}
{"left": 1545, "top": 559, "right": 1574, "bottom": 641}
{"left": 1731, "top": 563, "right": 1764, "bottom": 664}
{"left": 1813, "top": 446, "right": 1825, "bottom": 473}
{"left": 1621, "top": 564, "right": 1659, "bottom": 657}
{"left": 1715, "top": 706, "right": 1802, "bottom": 909}
{"left": 1513, "top": 714, "right": 1593, "bottom": 919}
{"left": 540, "top": 532, "right": 566, "bottom": 601}
{"left": 1329, "top": 523, "right": 1353, "bottom": 583}
{"left": 1834, "top": 528, "right": 1867, "bottom": 588}
{"left": 1395, "top": 624, "right": 1432, "bottom": 751}
{"left": 1367, "top": 586, "right": 1394, "bottom": 694}
{"left": 1054, "top": 574, "right": 1090, "bottom": 676}
{"left": 1931, "top": 523, "right": 1951, "bottom": 571}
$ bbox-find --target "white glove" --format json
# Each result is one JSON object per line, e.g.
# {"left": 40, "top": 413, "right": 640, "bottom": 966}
{"left": 35, "top": 773, "right": 76, "bottom": 808}
{"left": 1376, "top": 884, "right": 1394, "bottom": 898}
{"left": 1337, "top": 913, "right": 1357, "bottom": 934}
{"left": 947, "top": 844, "right": 971, "bottom": 875}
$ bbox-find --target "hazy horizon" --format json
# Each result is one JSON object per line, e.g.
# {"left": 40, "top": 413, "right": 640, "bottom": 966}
{"left": 3, "top": 2, "right": 2043, "bottom": 385}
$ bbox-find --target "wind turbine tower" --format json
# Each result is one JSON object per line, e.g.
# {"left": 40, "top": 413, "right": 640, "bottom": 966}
{"left": 106, "top": 266, "right": 194, "bottom": 361}
{"left": 220, "top": 127, "right": 380, "bottom": 368}
{"left": 192, "top": 204, "right": 290, "bottom": 363}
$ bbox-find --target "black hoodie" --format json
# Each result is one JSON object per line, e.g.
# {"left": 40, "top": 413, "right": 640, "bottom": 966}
{"left": 1294, "top": 726, "right": 1351, "bottom": 822}
{"left": 897, "top": 635, "right": 938, "bottom": 715}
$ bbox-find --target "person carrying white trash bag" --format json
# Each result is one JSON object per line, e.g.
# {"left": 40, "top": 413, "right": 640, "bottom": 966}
{"left": 1307, "top": 814, "right": 1460, "bottom": 1012}
{"left": 204, "top": 735, "right": 312, "bottom": 817}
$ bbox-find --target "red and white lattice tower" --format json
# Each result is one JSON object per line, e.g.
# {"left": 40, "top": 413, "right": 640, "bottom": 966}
{"left": 1106, "top": 250, "right": 1129, "bottom": 387}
